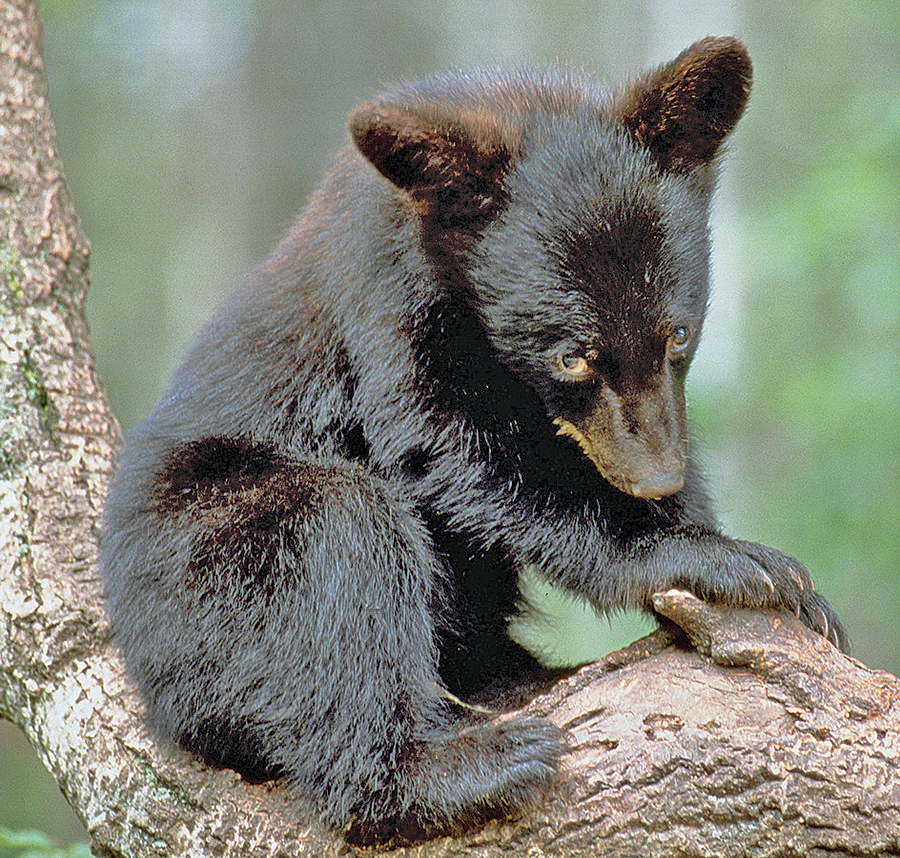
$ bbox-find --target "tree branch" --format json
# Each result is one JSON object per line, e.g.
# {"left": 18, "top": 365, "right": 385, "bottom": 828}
{"left": 1, "top": 2, "right": 898, "bottom": 856}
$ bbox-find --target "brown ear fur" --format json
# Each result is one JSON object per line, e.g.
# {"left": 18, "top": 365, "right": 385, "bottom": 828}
{"left": 349, "top": 103, "right": 512, "bottom": 225}
{"left": 617, "top": 36, "right": 752, "bottom": 173}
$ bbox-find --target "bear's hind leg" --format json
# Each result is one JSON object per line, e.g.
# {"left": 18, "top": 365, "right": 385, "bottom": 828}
{"left": 133, "top": 440, "right": 562, "bottom": 842}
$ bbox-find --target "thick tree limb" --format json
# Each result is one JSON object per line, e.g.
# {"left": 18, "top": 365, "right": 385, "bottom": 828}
{"left": 1, "top": 2, "right": 898, "bottom": 856}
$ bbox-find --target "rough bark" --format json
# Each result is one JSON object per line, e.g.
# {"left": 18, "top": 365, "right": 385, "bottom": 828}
{"left": 1, "top": 2, "right": 898, "bottom": 856}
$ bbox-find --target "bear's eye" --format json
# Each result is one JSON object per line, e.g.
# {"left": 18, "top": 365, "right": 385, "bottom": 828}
{"left": 667, "top": 325, "right": 695, "bottom": 357}
{"left": 557, "top": 351, "right": 594, "bottom": 380}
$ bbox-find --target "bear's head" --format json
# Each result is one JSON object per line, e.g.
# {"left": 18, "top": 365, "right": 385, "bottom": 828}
{"left": 349, "top": 37, "right": 751, "bottom": 500}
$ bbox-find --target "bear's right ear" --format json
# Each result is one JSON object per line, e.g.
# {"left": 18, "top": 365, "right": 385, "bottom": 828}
{"left": 349, "top": 102, "right": 512, "bottom": 224}
{"left": 615, "top": 36, "right": 752, "bottom": 173}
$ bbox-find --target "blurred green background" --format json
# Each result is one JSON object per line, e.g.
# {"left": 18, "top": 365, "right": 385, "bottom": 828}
{"left": 2, "top": 0, "right": 898, "bottom": 848}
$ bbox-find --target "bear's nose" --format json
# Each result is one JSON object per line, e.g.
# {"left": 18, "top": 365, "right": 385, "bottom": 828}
{"left": 627, "top": 470, "right": 685, "bottom": 500}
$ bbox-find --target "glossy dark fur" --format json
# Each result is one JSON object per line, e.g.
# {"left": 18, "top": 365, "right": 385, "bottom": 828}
{"left": 102, "top": 37, "right": 845, "bottom": 845}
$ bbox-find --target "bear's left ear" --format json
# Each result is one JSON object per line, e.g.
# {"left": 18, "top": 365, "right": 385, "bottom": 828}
{"left": 349, "top": 101, "right": 512, "bottom": 224}
{"left": 615, "top": 36, "right": 752, "bottom": 173}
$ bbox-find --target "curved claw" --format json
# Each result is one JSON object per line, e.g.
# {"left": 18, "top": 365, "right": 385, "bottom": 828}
{"left": 817, "top": 606, "right": 831, "bottom": 645}
{"left": 786, "top": 564, "right": 806, "bottom": 591}
{"left": 757, "top": 569, "right": 776, "bottom": 595}
{"left": 748, "top": 559, "right": 777, "bottom": 597}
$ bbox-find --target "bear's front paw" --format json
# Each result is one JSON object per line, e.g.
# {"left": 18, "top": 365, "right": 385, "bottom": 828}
{"left": 688, "top": 538, "right": 846, "bottom": 651}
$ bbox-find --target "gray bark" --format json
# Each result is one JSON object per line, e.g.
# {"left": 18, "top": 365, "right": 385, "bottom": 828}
{"left": 1, "top": 2, "right": 898, "bottom": 855}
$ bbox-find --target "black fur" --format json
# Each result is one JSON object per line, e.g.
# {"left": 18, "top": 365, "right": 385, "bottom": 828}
{"left": 101, "top": 37, "right": 845, "bottom": 845}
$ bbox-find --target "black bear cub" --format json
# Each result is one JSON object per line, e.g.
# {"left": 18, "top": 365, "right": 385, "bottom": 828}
{"left": 102, "top": 37, "right": 845, "bottom": 844}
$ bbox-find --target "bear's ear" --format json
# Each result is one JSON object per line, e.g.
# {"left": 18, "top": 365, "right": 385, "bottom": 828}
{"left": 616, "top": 36, "right": 752, "bottom": 173}
{"left": 349, "top": 101, "right": 512, "bottom": 224}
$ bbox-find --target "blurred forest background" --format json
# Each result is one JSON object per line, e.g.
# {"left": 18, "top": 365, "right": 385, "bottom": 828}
{"left": 1, "top": 0, "right": 898, "bottom": 850}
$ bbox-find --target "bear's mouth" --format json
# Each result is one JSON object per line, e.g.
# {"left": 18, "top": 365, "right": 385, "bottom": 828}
{"left": 552, "top": 416, "right": 685, "bottom": 500}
